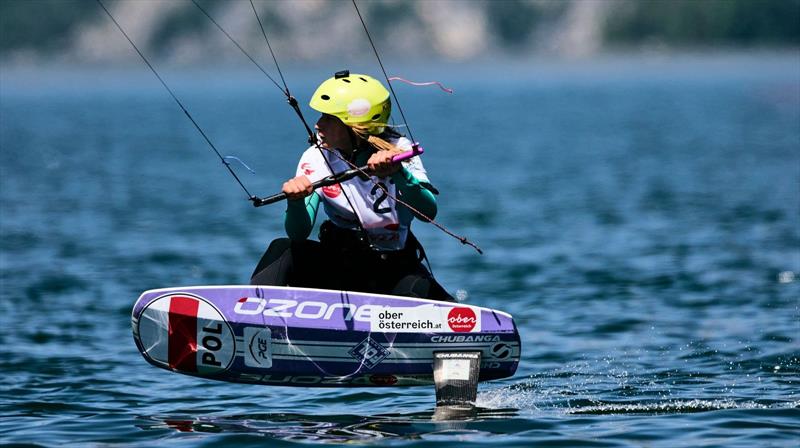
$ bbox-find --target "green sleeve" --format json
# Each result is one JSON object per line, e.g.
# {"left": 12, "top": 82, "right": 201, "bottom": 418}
{"left": 391, "top": 167, "right": 437, "bottom": 221}
{"left": 284, "top": 193, "right": 320, "bottom": 240}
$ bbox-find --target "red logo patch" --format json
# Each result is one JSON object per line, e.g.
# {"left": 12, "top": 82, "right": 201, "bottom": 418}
{"left": 301, "top": 163, "right": 314, "bottom": 176}
{"left": 164, "top": 419, "right": 195, "bottom": 433}
{"left": 447, "top": 307, "right": 477, "bottom": 332}
{"left": 322, "top": 184, "right": 341, "bottom": 198}
{"left": 369, "top": 374, "right": 398, "bottom": 386}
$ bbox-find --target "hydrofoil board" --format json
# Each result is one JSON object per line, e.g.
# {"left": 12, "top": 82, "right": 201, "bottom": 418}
{"left": 132, "top": 285, "right": 520, "bottom": 387}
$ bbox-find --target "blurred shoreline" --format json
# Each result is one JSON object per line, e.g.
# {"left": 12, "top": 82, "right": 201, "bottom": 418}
{"left": 2, "top": 0, "right": 798, "bottom": 68}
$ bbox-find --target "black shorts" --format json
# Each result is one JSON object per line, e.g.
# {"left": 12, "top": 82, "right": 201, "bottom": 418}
{"left": 250, "top": 221, "right": 455, "bottom": 302}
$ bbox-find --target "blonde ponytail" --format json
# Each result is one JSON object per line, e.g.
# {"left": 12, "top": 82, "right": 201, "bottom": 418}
{"left": 351, "top": 125, "right": 403, "bottom": 154}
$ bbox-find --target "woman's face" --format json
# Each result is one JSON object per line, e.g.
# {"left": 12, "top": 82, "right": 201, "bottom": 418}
{"left": 315, "top": 114, "right": 351, "bottom": 151}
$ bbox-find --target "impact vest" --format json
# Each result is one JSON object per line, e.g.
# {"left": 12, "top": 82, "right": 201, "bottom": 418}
{"left": 295, "top": 137, "right": 430, "bottom": 251}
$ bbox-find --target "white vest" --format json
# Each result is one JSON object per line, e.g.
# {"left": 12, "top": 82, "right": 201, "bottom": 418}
{"left": 296, "top": 137, "right": 430, "bottom": 251}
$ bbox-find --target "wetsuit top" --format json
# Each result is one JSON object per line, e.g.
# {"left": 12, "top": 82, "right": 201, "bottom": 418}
{"left": 285, "top": 136, "right": 436, "bottom": 251}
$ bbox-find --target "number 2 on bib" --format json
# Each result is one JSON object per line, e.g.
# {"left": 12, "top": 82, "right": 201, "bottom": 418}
{"left": 371, "top": 183, "right": 391, "bottom": 214}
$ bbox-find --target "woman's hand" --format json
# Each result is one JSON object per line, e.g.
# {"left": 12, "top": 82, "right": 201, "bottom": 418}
{"left": 367, "top": 150, "right": 401, "bottom": 178}
{"left": 282, "top": 175, "right": 313, "bottom": 200}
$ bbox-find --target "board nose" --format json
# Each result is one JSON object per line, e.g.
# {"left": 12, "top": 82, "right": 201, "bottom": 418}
{"left": 134, "top": 293, "right": 236, "bottom": 375}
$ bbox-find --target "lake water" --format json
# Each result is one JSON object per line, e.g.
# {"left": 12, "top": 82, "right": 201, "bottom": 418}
{"left": 1, "top": 54, "right": 798, "bottom": 447}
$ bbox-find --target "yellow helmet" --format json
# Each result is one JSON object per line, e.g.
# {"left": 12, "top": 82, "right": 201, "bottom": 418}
{"left": 309, "top": 70, "right": 391, "bottom": 135}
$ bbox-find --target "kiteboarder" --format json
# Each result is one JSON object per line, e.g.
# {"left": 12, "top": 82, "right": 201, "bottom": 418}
{"left": 251, "top": 70, "right": 454, "bottom": 302}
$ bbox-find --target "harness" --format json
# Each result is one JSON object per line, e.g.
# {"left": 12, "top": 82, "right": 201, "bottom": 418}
{"left": 319, "top": 220, "right": 428, "bottom": 265}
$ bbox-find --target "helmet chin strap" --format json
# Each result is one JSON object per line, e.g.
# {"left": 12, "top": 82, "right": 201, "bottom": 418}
{"left": 345, "top": 127, "right": 371, "bottom": 162}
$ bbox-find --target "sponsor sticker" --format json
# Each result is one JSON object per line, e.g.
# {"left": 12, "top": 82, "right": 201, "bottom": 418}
{"left": 371, "top": 305, "right": 444, "bottom": 333}
{"left": 430, "top": 335, "right": 499, "bottom": 343}
{"left": 347, "top": 98, "right": 371, "bottom": 117}
{"left": 244, "top": 327, "right": 272, "bottom": 368}
{"left": 438, "top": 358, "right": 471, "bottom": 381}
{"left": 447, "top": 307, "right": 478, "bottom": 332}
{"left": 234, "top": 297, "right": 382, "bottom": 323}
{"left": 370, "top": 305, "right": 481, "bottom": 333}
{"left": 348, "top": 337, "right": 390, "bottom": 369}
{"left": 322, "top": 184, "right": 341, "bottom": 198}
{"left": 490, "top": 342, "right": 512, "bottom": 360}
{"left": 369, "top": 374, "right": 398, "bottom": 386}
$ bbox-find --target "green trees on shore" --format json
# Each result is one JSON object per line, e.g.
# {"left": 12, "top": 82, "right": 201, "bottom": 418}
{"left": 605, "top": 0, "right": 800, "bottom": 47}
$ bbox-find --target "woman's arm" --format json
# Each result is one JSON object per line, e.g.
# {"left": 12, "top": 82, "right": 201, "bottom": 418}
{"left": 284, "top": 192, "right": 320, "bottom": 240}
{"left": 392, "top": 167, "right": 437, "bottom": 221}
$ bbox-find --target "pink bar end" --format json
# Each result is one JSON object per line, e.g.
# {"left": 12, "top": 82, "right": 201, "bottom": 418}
{"left": 391, "top": 144, "right": 424, "bottom": 163}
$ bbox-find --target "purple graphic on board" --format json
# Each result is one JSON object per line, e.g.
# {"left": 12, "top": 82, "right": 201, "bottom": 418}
{"left": 132, "top": 285, "right": 520, "bottom": 387}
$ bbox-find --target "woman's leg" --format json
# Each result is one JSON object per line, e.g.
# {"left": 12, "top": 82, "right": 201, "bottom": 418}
{"left": 250, "top": 238, "right": 328, "bottom": 287}
{"left": 384, "top": 233, "right": 456, "bottom": 302}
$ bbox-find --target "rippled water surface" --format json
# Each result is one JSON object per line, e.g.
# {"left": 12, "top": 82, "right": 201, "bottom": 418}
{"left": 1, "top": 55, "right": 799, "bottom": 447}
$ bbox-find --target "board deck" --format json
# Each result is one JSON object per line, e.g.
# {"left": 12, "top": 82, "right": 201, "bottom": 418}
{"left": 132, "top": 285, "right": 520, "bottom": 387}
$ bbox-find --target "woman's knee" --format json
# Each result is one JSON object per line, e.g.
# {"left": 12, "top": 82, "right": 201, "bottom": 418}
{"left": 391, "top": 273, "right": 455, "bottom": 302}
{"left": 266, "top": 238, "right": 292, "bottom": 257}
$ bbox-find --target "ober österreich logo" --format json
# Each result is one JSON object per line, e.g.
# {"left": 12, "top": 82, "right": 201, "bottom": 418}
{"left": 447, "top": 307, "right": 477, "bottom": 332}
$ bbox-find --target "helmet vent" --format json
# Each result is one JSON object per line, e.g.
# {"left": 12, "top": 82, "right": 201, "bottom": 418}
{"left": 342, "top": 79, "right": 351, "bottom": 83}
{"left": 321, "top": 95, "right": 330, "bottom": 100}
{"left": 371, "top": 114, "right": 381, "bottom": 120}
{"left": 359, "top": 77, "right": 368, "bottom": 82}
